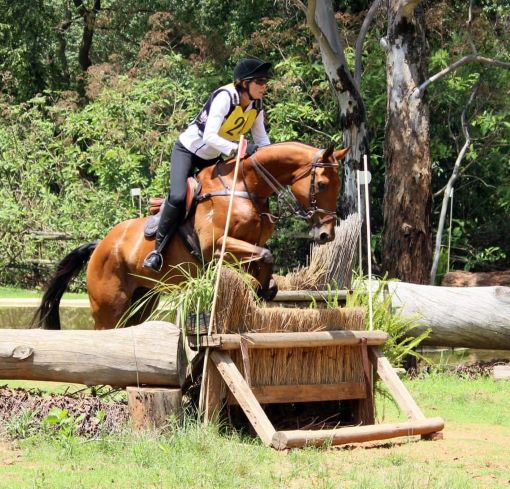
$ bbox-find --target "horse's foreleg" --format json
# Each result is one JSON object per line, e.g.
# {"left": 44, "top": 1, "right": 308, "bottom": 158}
{"left": 214, "top": 236, "right": 277, "bottom": 300}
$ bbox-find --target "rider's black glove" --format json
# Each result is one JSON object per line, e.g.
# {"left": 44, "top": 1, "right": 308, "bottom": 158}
{"left": 245, "top": 143, "right": 258, "bottom": 157}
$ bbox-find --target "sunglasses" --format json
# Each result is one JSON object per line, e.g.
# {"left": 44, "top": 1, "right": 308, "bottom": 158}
{"left": 251, "top": 78, "right": 268, "bottom": 86}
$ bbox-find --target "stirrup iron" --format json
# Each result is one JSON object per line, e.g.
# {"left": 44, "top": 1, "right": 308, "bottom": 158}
{"left": 143, "top": 250, "right": 164, "bottom": 273}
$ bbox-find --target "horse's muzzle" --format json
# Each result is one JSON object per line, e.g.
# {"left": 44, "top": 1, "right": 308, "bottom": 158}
{"left": 309, "top": 226, "right": 335, "bottom": 244}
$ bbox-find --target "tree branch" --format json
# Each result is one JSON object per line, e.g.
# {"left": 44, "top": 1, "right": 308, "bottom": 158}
{"left": 466, "top": 0, "right": 477, "bottom": 54}
{"left": 354, "top": 0, "right": 382, "bottom": 88}
{"left": 413, "top": 54, "right": 510, "bottom": 99}
{"left": 430, "top": 82, "right": 480, "bottom": 284}
{"left": 292, "top": 0, "right": 338, "bottom": 62}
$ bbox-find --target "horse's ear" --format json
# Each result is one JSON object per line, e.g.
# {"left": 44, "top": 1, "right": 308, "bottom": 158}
{"left": 333, "top": 147, "right": 350, "bottom": 160}
{"left": 322, "top": 143, "right": 335, "bottom": 160}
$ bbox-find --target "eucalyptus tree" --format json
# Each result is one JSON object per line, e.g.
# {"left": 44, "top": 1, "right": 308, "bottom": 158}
{"left": 293, "top": 0, "right": 372, "bottom": 218}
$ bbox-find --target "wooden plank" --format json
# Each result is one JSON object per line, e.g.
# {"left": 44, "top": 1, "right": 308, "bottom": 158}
{"left": 272, "top": 416, "right": 445, "bottom": 449}
{"left": 239, "top": 337, "right": 252, "bottom": 386}
{"left": 210, "top": 350, "right": 276, "bottom": 446}
{"left": 369, "top": 346, "right": 425, "bottom": 420}
{"left": 352, "top": 339, "right": 374, "bottom": 425}
{"left": 195, "top": 330, "right": 388, "bottom": 350}
{"left": 228, "top": 383, "right": 366, "bottom": 404}
{"left": 273, "top": 290, "right": 348, "bottom": 302}
{"left": 203, "top": 356, "right": 225, "bottom": 426}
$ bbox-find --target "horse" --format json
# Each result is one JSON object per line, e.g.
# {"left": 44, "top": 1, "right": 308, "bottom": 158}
{"left": 33, "top": 141, "right": 349, "bottom": 330}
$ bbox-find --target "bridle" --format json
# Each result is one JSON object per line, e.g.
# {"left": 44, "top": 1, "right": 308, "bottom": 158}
{"left": 247, "top": 149, "right": 339, "bottom": 225}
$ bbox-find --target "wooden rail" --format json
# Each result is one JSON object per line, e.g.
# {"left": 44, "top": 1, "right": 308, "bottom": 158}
{"left": 272, "top": 290, "right": 348, "bottom": 302}
{"left": 194, "top": 330, "right": 388, "bottom": 350}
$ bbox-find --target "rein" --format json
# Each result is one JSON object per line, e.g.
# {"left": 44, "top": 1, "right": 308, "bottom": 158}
{"left": 196, "top": 147, "right": 339, "bottom": 226}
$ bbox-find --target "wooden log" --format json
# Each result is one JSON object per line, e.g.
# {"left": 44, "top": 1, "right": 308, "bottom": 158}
{"left": 194, "top": 330, "right": 388, "bottom": 350}
{"left": 386, "top": 282, "right": 510, "bottom": 349}
{"left": 493, "top": 365, "right": 510, "bottom": 381}
{"left": 127, "top": 386, "right": 182, "bottom": 430}
{"left": 271, "top": 416, "right": 445, "bottom": 449}
{"left": 442, "top": 270, "right": 510, "bottom": 287}
{"left": 0, "top": 321, "right": 186, "bottom": 387}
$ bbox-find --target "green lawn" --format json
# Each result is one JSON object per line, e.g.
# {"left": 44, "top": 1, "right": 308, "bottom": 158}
{"left": 0, "top": 374, "right": 509, "bottom": 488}
{"left": 0, "top": 287, "right": 87, "bottom": 300}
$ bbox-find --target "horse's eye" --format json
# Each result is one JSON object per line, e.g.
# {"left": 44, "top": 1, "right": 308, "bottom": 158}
{"left": 317, "top": 181, "right": 327, "bottom": 192}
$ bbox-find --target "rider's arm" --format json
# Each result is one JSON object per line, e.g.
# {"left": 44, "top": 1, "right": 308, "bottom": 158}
{"left": 251, "top": 110, "right": 270, "bottom": 147}
{"left": 203, "top": 91, "right": 239, "bottom": 156}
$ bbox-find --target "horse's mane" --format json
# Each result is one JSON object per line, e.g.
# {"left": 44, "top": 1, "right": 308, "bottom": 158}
{"left": 221, "top": 141, "right": 315, "bottom": 165}
{"left": 260, "top": 141, "right": 315, "bottom": 151}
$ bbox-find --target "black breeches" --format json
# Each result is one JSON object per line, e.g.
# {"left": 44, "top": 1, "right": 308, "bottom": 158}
{"left": 167, "top": 140, "right": 218, "bottom": 207}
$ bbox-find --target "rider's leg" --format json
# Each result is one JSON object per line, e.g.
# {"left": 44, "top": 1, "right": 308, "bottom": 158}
{"left": 143, "top": 142, "right": 191, "bottom": 272}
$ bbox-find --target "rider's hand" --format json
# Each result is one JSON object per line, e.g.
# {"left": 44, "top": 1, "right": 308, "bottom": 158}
{"left": 245, "top": 143, "right": 258, "bottom": 157}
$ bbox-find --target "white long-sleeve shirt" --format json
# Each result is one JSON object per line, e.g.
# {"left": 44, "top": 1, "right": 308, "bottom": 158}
{"left": 179, "top": 88, "right": 270, "bottom": 160}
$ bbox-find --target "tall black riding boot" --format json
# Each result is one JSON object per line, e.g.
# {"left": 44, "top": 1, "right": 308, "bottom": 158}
{"left": 143, "top": 200, "right": 183, "bottom": 272}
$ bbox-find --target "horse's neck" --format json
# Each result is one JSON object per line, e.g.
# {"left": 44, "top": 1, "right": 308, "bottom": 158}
{"left": 246, "top": 145, "right": 312, "bottom": 194}
{"left": 199, "top": 144, "right": 312, "bottom": 197}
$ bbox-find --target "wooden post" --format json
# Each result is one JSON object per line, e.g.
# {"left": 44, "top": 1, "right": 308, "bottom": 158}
{"left": 127, "top": 386, "right": 182, "bottom": 431}
{"left": 210, "top": 350, "right": 276, "bottom": 445}
{"left": 369, "top": 346, "right": 425, "bottom": 420}
{"left": 203, "top": 357, "right": 225, "bottom": 425}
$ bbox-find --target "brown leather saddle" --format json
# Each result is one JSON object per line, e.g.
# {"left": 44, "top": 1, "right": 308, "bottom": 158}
{"left": 144, "top": 177, "right": 203, "bottom": 261}
{"left": 144, "top": 170, "right": 257, "bottom": 262}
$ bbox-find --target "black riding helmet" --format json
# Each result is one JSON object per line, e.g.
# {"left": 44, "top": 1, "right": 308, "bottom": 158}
{"left": 233, "top": 57, "right": 272, "bottom": 81}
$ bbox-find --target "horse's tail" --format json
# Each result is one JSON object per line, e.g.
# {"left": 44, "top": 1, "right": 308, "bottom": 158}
{"left": 32, "top": 240, "right": 100, "bottom": 330}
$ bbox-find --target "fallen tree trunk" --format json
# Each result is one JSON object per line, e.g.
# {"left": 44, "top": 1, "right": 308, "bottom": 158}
{"left": 0, "top": 321, "right": 187, "bottom": 387}
{"left": 387, "top": 282, "right": 510, "bottom": 350}
{"left": 442, "top": 270, "right": 510, "bottom": 287}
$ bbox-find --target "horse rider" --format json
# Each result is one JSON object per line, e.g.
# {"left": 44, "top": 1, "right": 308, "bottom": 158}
{"left": 143, "top": 57, "right": 272, "bottom": 272}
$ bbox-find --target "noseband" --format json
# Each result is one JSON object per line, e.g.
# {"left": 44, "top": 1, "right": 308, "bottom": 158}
{"left": 249, "top": 149, "right": 339, "bottom": 225}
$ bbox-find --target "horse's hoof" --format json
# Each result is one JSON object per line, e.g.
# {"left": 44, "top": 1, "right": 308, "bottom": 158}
{"left": 257, "top": 278, "right": 278, "bottom": 301}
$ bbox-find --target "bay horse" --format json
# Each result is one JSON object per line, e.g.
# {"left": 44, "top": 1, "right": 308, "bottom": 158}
{"left": 34, "top": 142, "right": 349, "bottom": 330}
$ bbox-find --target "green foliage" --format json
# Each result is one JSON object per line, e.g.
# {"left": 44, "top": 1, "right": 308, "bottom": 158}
{"left": 4, "top": 409, "right": 38, "bottom": 439}
{"left": 0, "top": 1, "right": 509, "bottom": 287}
{"left": 42, "top": 407, "right": 84, "bottom": 437}
{"left": 346, "top": 276, "right": 430, "bottom": 367}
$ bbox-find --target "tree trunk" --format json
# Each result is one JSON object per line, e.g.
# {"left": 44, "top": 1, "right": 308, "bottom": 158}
{"left": 127, "top": 387, "right": 183, "bottom": 431}
{"left": 387, "top": 282, "right": 510, "bottom": 349}
{"left": 381, "top": 0, "right": 432, "bottom": 283}
{"left": 0, "top": 321, "right": 187, "bottom": 387}
{"left": 73, "top": 0, "right": 101, "bottom": 71}
{"left": 305, "top": 0, "right": 370, "bottom": 217}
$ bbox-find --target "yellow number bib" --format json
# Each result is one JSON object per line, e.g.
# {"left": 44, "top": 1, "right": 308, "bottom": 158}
{"left": 218, "top": 106, "right": 258, "bottom": 142}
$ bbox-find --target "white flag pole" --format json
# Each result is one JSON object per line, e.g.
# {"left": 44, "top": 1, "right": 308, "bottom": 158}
{"left": 363, "top": 155, "right": 374, "bottom": 331}
{"left": 356, "top": 170, "right": 363, "bottom": 276}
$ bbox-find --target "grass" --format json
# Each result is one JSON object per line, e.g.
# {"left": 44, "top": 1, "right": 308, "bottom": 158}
{"left": 1, "top": 373, "right": 509, "bottom": 488}
{"left": 0, "top": 286, "right": 87, "bottom": 300}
